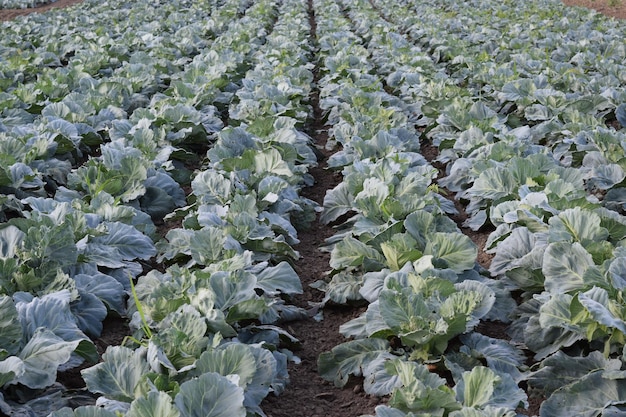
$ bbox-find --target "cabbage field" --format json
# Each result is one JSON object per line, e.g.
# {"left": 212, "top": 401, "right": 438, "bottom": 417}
{"left": 1, "top": 0, "right": 626, "bottom": 416}
{"left": 0, "top": 0, "right": 57, "bottom": 10}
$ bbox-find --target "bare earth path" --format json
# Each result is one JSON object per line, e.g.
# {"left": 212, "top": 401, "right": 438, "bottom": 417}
{"left": 562, "top": 0, "right": 626, "bottom": 18}
{"left": 0, "top": 0, "right": 82, "bottom": 20}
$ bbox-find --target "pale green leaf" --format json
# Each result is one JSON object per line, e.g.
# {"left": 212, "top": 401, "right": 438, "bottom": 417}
{"left": 542, "top": 242, "right": 594, "bottom": 293}
{"left": 449, "top": 406, "right": 516, "bottom": 417}
{"left": 548, "top": 207, "right": 608, "bottom": 245}
{"left": 18, "top": 328, "right": 80, "bottom": 389}
{"left": 254, "top": 148, "right": 292, "bottom": 177}
{"left": 579, "top": 287, "right": 626, "bottom": 334}
{"left": 82, "top": 346, "right": 150, "bottom": 402}
{"left": 459, "top": 333, "right": 527, "bottom": 383}
{"left": 424, "top": 233, "right": 477, "bottom": 273}
{"left": 0, "top": 295, "right": 22, "bottom": 356}
{"left": 195, "top": 344, "right": 256, "bottom": 388}
{"left": 540, "top": 371, "right": 626, "bottom": 417}
{"left": 174, "top": 372, "right": 246, "bottom": 417}
{"left": 128, "top": 391, "right": 180, "bottom": 417}
{"left": 0, "top": 225, "right": 24, "bottom": 258}
{"left": 330, "top": 236, "right": 386, "bottom": 271}
{"left": 191, "top": 170, "right": 232, "bottom": 205}
{"left": 0, "top": 356, "right": 24, "bottom": 386}
{"left": 321, "top": 182, "right": 354, "bottom": 224}
{"left": 255, "top": 262, "right": 302, "bottom": 296}
{"left": 318, "top": 339, "right": 390, "bottom": 387}
{"left": 456, "top": 366, "right": 499, "bottom": 408}
{"left": 528, "top": 351, "right": 621, "bottom": 395}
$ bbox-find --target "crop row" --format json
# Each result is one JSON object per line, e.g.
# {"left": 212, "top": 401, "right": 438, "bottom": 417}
{"left": 0, "top": 0, "right": 56, "bottom": 9}
{"left": 309, "top": 0, "right": 626, "bottom": 415}
{"left": 310, "top": 1, "right": 527, "bottom": 416}
{"left": 0, "top": 0, "right": 322, "bottom": 415}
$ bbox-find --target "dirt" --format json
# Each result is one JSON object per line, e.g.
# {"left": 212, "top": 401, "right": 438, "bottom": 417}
{"left": 262, "top": 6, "right": 384, "bottom": 414}
{"left": 2, "top": 0, "right": 625, "bottom": 416}
{"left": 0, "top": 0, "right": 82, "bottom": 20}
{"left": 563, "top": 0, "right": 626, "bottom": 18}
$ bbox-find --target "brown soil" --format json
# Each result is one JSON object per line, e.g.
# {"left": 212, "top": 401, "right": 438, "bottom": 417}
{"left": 0, "top": 0, "right": 82, "bottom": 20}
{"left": 262, "top": 127, "right": 383, "bottom": 417}
{"left": 563, "top": 0, "right": 626, "bottom": 18}
{"left": 262, "top": 7, "right": 384, "bottom": 413}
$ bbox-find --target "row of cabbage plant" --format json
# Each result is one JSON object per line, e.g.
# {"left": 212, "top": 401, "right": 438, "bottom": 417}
{"left": 317, "top": 0, "right": 626, "bottom": 415}
{"left": 0, "top": 0, "right": 267, "bottom": 406}
{"left": 59, "top": 0, "right": 324, "bottom": 416}
{"left": 0, "top": 0, "right": 263, "bottom": 207}
{"left": 310, "top": 1, "right": 531, "bottom": 416}
{"left": 0, "top": 0, "right": 321, "bottom": 415}
{"left": 0, "top": 0, "right": 57, "bottom": 9}
{"left": 373, "top": 0, "right": 626, "bottom": 228}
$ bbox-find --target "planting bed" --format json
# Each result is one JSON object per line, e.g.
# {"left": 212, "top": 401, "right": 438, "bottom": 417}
{"left": 1, "top": 0, "right": 626, "bottom": 416}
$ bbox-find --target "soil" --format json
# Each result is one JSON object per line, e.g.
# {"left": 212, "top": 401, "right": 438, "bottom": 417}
{"left": 562, "top": 0, "right": 626, "bottom": 18}
{"left": 0, "top": 0, "right": 82, "bottom": 20}
{"left": 1, "top": 1, "right": 624, "bottom": 417}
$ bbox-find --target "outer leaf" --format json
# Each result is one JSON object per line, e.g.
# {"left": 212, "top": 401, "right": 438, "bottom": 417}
{"left": 590, "top": 164, "right": 625, "bottom": 190}
{"left": 255, "top": 262, "right": 302, "bottom": 296}
{"left": 139, "top": 187, "right": 177, "bottom": 221}
{"left": 318, "top": 339, "right": 391, "bottom": 387}
{"left": 424, "top": 233, "right": 477, "bottom": 273}
{"left": 330, "top": 236, "right": 386, "bottom": 271}
{"left": 489, "top": 227, "right": 543, "bottom": 277}
{"left": 468, "top": 168, "right": 516, "bottom": 201}
{"left": 364, "top": 405, "right": 408, "bottom": 417}
{"left": 71, "top": 292, "right": 107, "bottom": 338}
{"left": 0, "top": 225, "right": 24, "bottom": 258}
{"left": 319, "top": 271, "right": 366, "bottom": 304}
{"left": 0, "top": 295, "right": 22, "bottom": 356}
{"left": 82, "top": 346, "right": 150, "bottom": 402}
{"left": 18, "top": 328, "right": 80, "bottom": 389}
{"left": 174, "top": 372, "right": 246, "bottom": 417}
{"left": 547, "top": 207, "right": 608, "bottom": 244}
{"left": 616, "top": 103, "right": 626, "bottom": 128}
{"left": 540, "top": 371, "right": 626, "bottom": 417}
{"left": 449, "top": 406, "right": 516, "bottom": 417}
{"left": 362, "top": 352, "right": 403, "bottom": 395}
{"left": 87, "top": 222, "right": 156, "bottom": 265}
{"left": 528, "top": 351, "right": 621, "bottom": 395}
{"left": 459, "top": 333, "right": 527, "bottom": 383}
{"left": 244, "top": 347, "right": 281, "bottom": 410}
{"left": 321, "top": 182, "right": 353, "bottom": 224}
{"left": 128, "top": 391, "right": 180, "bottom": 417}
{"left": 16, "top": 290, "right": 90, "bottom": 344}
{"left": 210, "top": 270, "right": 257, "bottom": 311}
{"left": 0, "top": 356, "right": 24, "bottom": 386}
{"left": 542, "top": 242, "right": 594, "bottom": 293}
{"left": 455, "top": 366, "right": 498, "bottom": 408}
{"left": 578, "top": 287, "right": 626, "bottom": 334}
{"left": 609, "top": 257, "right": 626, "bottom": 290}
{"left": 195, "top": 344, "right": 256, "bottom": 388}
{"left": 74, "top": 273, "right": 126, "bottom": 315}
